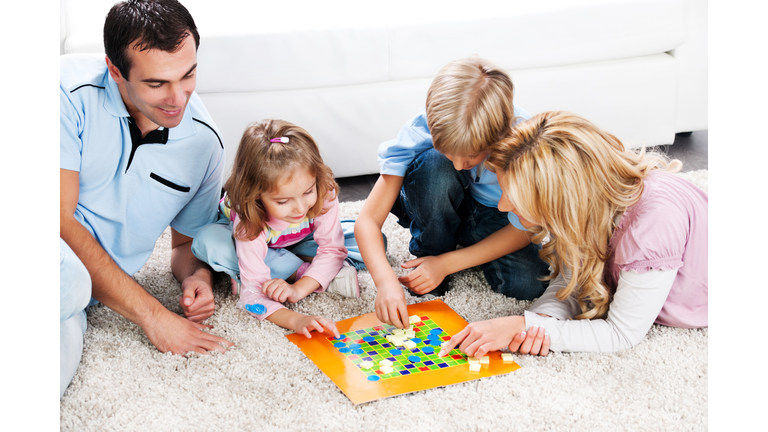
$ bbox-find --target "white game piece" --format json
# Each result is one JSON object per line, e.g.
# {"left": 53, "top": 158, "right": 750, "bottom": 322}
{"left": 360, "top": 361, "right": 374, "bottom": 370}
{"left": 468, "top": 356, "right": 479, "bottom": 364}
{"left": 501, "top": 353, "right": 514, "bottom": 363}
{"left": 479, "top": 356, "right": 490, "bottom": 365}
{"left": 379, "top": 359, "right": 393, "bottom": 367}
{"left": 380, "top": 366, "right": 394, "bottom": 374}
{"left": 403, "top": 340, "right": 417, "bottom": 350}
{"left": 409, "top": 315, "right": 421, "bottom": 324}
{"left": 469, "top": 363, "right": 481, "bottom": 372}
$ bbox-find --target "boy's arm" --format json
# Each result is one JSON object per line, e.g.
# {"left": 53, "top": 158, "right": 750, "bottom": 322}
{"left": 355, "top": 174, "right": 410, "bottom": 328}
{"left": 60, "top": 169, "right": 233, "bottom": 355}
{"left": 399, "top": 223, "right": 531, "bottom": 294}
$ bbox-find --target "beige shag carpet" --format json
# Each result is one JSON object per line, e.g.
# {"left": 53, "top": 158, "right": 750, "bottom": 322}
{"left": 60, "top": 170, "right": 708, "bottom": 431}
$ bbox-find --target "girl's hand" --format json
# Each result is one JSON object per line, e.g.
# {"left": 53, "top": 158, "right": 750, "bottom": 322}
{"left": 374, "top": 280, "right": 409, "bottom": 329}
{"left": 262, "top": 278, "right": 298, "bottom": 303}
{"left": 438, "top": 316, "right": 526, "bottom": 359}
{"left": 398, "top": 256, "right": 449, "bottom": 295}
{"left": 508, "top": 325, "right": 550, "bottom": 356}
{"left": 292, "top": 314, "right": 340, "bottom": 339}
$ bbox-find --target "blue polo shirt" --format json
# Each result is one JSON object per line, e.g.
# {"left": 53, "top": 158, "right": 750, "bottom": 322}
{"left": 377, "top": 107, "right": 530, "bottom": 230}
{"left": 60, "top": 53, "right": 225, "bottom": 275}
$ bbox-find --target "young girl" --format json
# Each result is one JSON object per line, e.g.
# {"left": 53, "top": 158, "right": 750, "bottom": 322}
{"left": 440, "top": 111, "right": 708, "bottom": 357}
{"left": 192, "top": 119, "right": 361, "bottom": 338}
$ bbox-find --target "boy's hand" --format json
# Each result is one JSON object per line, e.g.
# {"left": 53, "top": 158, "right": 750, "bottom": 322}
{"left": 374, "top": 281, "right": 409, "bottom": 328}
{"left": 292, "top": 314, "right": 340, "bottom": 339}
{"left": 508, "top": 325, "right": 550, "bottom": 356}
{"left": 398, "top": 256, "right": 449, "bottom": 295}
{"left": 438, "top": 316, "right": 526, "bottom": 359}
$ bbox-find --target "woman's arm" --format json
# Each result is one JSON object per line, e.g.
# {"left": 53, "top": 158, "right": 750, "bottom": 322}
{"left": 524, "top": 268, "right": 678, "bottom": 353}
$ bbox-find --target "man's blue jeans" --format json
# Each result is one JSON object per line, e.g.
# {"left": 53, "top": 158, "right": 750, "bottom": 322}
{"left": 390, "top": 149, "right": 550, "bottom": 300}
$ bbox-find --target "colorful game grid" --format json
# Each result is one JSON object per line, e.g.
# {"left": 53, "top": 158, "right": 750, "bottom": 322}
{"left": 328, "top": 317, "right": 467, "bottom": 381}
{"left": 287, "top": 300, "right": 521, "bottom": 404}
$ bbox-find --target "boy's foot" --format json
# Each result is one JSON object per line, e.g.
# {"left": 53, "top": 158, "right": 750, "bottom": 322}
{"left": 231, "top": 277, "right": 241, "bottom": 295}
{"left": 326, "top": 262, "right": 360, "bottom": 298}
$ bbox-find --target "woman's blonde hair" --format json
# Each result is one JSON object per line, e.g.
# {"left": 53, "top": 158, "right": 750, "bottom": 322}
{"left": 486, "top": 111, "right": 681, "bottom": 320}
{"left": 426, "top": 56, "right": 516, "bottom": 156}
{"left": 224, "top": 119, "right": 339, "bottom": 241}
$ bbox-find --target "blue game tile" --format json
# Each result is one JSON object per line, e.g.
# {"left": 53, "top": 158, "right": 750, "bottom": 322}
{"left": 363, "top": 336, "right": 375, "bottom": 342}
{"left": 363, "top": 356, "right": 372, "bottom": 361}
{"left": 422, "top": 347, "right": 435, "bottom": 354}
{"left": 408, "top": 355, "right": 421, "bottom": 363}
{"left": 404, "top": 364, "right": 415, "bottom": 369}
{"left": 381, "top": 343, "right": 392, "bottom": 348}
{"left": 410, "top": 338, "right": 422, "bottom": 344}
{"left": 430, "top": 328, "right": 443, "bottom": 335}
{"left": 349, "top": 344, "right": 362, "bottom": 349}
{"left": 356, "top": 330, "right": 367, "bottom": 334}
{"left": 387, "top": 357, "right": 396, "bottom": 362}
{"left": 369, "top": 341, "right": 379, "bottom": 346}
{"left": 352, "top": 349, "right": 364, "bottom": 354}
{"left": 399, "top": 370, "right": 410, "bottom": 375}
{"left": 367, "top": 375, "right": 380, "bottom": 381}
{"left": 424, "top": 360, "right": 434, "bottom": 366}
{"left": 437, "top": 363, "right": 448, "bottom": 368}
{"left": 367, "top": 351, "right": 378, "bottom": 356}
{"left": 333, "top": 342, "right": 346, "bottom": 348}
{"left": 389, "top": 349, "right": 402, "bottom": 356}
{"left": 339, "top": 347, "right": 351, "bottom": 353}
{"left": 369, "top": 332, "right": 379, "bottom": 336}
{"left": 334, "top": 336, "right": 345, "bottom": 341}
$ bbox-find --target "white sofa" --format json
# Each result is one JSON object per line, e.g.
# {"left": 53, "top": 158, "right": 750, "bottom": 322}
{"left": 61, "top": 0, "right": 707, "bottom": 178}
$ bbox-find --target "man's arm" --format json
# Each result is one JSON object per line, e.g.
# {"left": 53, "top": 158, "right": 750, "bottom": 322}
{"left": 399, "top": 224, "right": 532, "bottom": 294}
{"left": 60, "top": 168, "right": 233, "bottom": 354}
{"left": 171, "top": 229, "right": 217, "bottom": 323}
{"left": 355, "top": 174, "right": 410, "bottom": 328}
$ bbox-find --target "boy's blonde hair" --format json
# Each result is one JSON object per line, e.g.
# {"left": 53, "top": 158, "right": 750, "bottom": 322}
{"left": 224, "top": 119, "right": 340, "bottom": 241}
{"left": 486, "top": 111, "right": 681, "bottom": 320}
{"left": 426, "top": 57, "right": 516, "bottom": 156}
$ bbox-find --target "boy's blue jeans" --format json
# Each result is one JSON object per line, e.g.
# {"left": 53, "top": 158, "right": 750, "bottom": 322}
{"left": 390, "top": 149, "right": 550, "bottom": 300}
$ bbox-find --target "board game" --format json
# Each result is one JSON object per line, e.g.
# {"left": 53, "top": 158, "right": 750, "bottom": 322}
{"left": 287, "top": 299, "right": 521, "bottom": 404}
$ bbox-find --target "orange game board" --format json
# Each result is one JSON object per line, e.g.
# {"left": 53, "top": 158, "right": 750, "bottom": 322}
{"left": 287, "top": 299, "right": 521, "bottom": 404}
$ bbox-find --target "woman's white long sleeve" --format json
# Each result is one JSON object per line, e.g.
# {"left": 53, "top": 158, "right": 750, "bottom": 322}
{"left": 524, "top": 267, "right": 678, "bottom": 352}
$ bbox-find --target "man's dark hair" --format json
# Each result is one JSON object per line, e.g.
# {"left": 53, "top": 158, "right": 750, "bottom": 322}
{"left": 104, "top": 0, "right": 200, "bottom": 80}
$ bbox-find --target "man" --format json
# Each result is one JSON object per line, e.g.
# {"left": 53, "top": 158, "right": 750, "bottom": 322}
{"left": 60, "top": 0, "right": 233, "bottom": 398}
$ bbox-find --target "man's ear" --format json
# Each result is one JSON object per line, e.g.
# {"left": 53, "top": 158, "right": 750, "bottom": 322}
{"left": 105, "top": 56, "right": 125, "bottom": 84}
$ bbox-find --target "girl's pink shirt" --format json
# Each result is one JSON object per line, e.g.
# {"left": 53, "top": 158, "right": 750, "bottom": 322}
{"left": 234, "top": 197, "right": 347, "bottom": 319}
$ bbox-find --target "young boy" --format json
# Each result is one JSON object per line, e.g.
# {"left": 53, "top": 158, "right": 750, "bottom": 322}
{"left": 355, "top": 57, "right": 550, "bottom": 328}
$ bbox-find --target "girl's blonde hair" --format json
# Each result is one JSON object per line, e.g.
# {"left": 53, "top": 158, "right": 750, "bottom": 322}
{"left": 224, "top": 119, "right": 340, "bottom": 241}
{"left": 486, "top": 111, "right": 681, "bottom": 320}
{"left": 426, "top": 56, "right": 516, "bottom": 156}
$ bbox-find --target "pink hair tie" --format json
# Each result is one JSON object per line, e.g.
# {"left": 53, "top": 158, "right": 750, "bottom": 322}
{"left": 270, "top": 137, "right": 289, "bottom": 143}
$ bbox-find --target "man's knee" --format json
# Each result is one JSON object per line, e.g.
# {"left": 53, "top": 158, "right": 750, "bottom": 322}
{"left": 60, "top": 310, "right": 87, "bottom": 399}
{"left": 60, "top": 238, "right": 91, "bottom": 323}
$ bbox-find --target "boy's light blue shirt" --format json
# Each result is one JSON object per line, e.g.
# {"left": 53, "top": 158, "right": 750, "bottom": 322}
{"left": 60, "top": 54, "right": 225, "bottom": 275}
{"left": 377, "top": 105, "right": 531, "bottom": 230}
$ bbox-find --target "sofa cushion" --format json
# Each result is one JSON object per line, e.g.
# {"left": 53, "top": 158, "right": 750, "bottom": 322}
{"left": 62, "top": 0, "right": 684, "bottom": 94}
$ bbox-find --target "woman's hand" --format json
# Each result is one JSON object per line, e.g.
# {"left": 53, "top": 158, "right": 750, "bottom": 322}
{"left": 508, "top": 325, "right": 550, "bottom": 356}
{"left": 439, "top": 316, "right": 526, "bottom": 358}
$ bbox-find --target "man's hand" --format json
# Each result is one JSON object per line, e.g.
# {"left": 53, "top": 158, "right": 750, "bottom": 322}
{"left": 374, "top": 281, "right": 409, "bottom": 328}
{"left": 398, "top": 256, "right": 449, "bottom": 295}
{"left": 438, "top": 316, "right": 526, "bottom": 358}
{"left": 143, "top": 305, "right": 234, "bottom": 355}
{"left": 179, "top": 269, "right": 216, "bottom": 322}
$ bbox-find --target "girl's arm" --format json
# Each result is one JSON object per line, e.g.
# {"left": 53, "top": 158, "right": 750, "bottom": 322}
{"left": 355, "top": 174, "right": 410, "bottom": 328}
{"left": 297, "top": 197, "right": 347, "bottom": 291}
{"left": 267, "top": 308, "right": 340, "bottom": 339}
{"left": 523, "top": 268, "right": 678, "bottom": 353}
